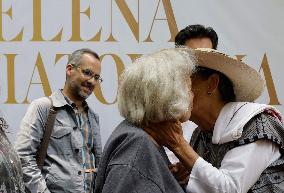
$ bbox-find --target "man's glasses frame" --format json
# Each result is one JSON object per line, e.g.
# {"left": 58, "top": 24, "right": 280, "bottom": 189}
{"left": 72, "top": 64, "right": 103, "bottom": 83}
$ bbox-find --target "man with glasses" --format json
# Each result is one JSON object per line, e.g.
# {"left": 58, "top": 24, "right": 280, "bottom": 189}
{"left": 15, "top": 48, "right": 103, "bottom": 193}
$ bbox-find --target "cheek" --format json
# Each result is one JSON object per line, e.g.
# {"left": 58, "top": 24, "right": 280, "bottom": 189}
{"left": 191, "top": 89, "right": 198, "bottom": 103}
{"left": 191, "top": 93, "right": 201, "bottom": 113}
{"left": 187, "top": 91, "right": 194, "bottom": 110}
{"left": 192, "top": 94, "right": 198, "bottom": 104}
{"left": 189, "top": 92, "right": 194, "bottom": 105}
{"left": 179, "top": 93, "right": 194, "bottom": 123}
{"left": 71, "top": 76, "right": 84, "bottom": 87}
{"left": 179, "top": 110, "right": 191, "bottom": 123}
{"left": 75, "top": 75, "right": 84, "bottom": 83}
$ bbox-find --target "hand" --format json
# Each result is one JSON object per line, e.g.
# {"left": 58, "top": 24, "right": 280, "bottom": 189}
{"left": 145, "top": 120, "right": 199, "bottom": 172}
{"left": 144, "top": 120, "right": 185, "bottom": 151}
{"left": 170, "top": 162, "right": 190, "bottom": 185}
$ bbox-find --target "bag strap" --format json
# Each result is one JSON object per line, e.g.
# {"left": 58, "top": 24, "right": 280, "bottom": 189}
{"left": 36, "top": 97, "right": 57, "bottom": 170}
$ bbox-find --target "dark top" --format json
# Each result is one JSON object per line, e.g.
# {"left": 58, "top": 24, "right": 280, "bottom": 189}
{"left": 95, "top": 120, "right": 185, "bottom": 193}
{"left": 0, "top": 118, "right": 25, "bottom": 192}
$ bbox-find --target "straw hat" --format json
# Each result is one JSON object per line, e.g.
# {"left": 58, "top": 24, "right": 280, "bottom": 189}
{"left": 194, "top": 48, "right": 265, "bottom": 102}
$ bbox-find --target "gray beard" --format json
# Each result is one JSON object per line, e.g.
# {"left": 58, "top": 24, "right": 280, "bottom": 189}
{"left": 69, "top": 81, "right": 90, "bottom": 101}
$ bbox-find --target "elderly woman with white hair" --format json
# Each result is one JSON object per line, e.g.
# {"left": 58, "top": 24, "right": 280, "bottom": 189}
{"left": 94, "top": 48, "right": 196, "bottom": 193}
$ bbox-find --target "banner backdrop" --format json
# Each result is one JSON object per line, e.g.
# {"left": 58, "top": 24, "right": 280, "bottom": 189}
{"left": 0, "top": 0, "right": 283, "bottom": 145}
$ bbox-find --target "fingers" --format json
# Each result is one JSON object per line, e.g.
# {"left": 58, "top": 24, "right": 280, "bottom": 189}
{"left": 144, "top": 127, "right": 161, "bottom": 146}
{"left": 144, "top": 120, "right": 184, "bottom": 148}
{"left": 143, "top": 127, "right": 153, "bottom": 136}
{"left": 169, "top": 163, "right": 178, "bottom": 173}
{"left": 178, "top": 175, "right": 190, "bottom": 185}
{"left": 176, "top": 170, "right": 190, "bottom": 181}
{"left": 170, "top": 162, "right": 190, "bottom": 183}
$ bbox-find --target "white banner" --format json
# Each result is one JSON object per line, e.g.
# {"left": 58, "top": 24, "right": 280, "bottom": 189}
{"left": 0, "top": 0, "right": 283, "bottom": 145}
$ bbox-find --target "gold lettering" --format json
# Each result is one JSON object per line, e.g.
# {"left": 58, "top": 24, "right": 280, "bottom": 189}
{"left": 114, "top": 0, "right": 139, "bottom": 42}
{"left": 31, "top": 0, "right": 44, "bottom": 41}
{"left": 88, "top": 29, "right": 102, "bottom": 41}
{"left": 127, "top": 54, "right": 142, "bottom": 62}
{"left": 31, "top": 0, "right": 63, "bottom": 41}
{"left": 11, "top": 29, "right": 24, "bottom": 41}
{"left": 3, "top": 54, "right": 19, "bottom": 104}
{"left": 94, "top": 54, "right": 125, "bottom": 104}
{"left": 50, "top": 29, "right": 63, "bottom": 41}
{"left": 23, "top": 53, "right": 52, "bottom": 103}
{"left": 0, "top": 1, "right": 23, "bottom": 41}
{"left": 106, "top": 0, "right": 118, "bottom": 42}
{"left": 259, "top": 54, "right": 281, "bottom": 105}
{"left": 144, "top": 0, "right": 178, "bottom": 42}
{"left": 69, "top": 0, "right": 101, "bottom": 41}
{"left": 55, "top": 54, "right": 69, "bottom": 65}
{"left": 69, "top": 0, "right": 82, "bottom": 41}
{"left": 0, "top": 1, "right": 12, "bottom": 41}
{"left": 88, "top": 4, "right": 102, "bottom": 41}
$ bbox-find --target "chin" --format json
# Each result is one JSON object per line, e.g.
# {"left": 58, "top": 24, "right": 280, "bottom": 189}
{"left": 179, "top": 115, "right": 191, "bottom": 123}
{"left": 79, "top": 92, "right": 90, "bottom": 100}
{"left": 179, "top": 118, "right": 188, "bottom": 123}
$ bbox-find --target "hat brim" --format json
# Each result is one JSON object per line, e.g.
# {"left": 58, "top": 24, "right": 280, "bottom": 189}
{"left": 194, "top": 48, "right": 264, "bottom": 102}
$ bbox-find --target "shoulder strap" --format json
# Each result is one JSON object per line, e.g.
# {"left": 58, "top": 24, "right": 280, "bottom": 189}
{"left": 36, "top": 97, "right": 57, "bottom": 170}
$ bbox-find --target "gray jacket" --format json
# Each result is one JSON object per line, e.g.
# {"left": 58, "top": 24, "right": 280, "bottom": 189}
{"left": 95, "top": 120, "right": 185, "bottom": 193}
{"left": 15, "top": 90, "right": 102, "bottom": 193}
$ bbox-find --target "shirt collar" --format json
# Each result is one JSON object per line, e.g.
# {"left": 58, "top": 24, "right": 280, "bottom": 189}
{"left": 51, "top": 89, "right": 89, "bottom": 111}
{"left": 212, "top": 102, "right": 279, "bottom": 144}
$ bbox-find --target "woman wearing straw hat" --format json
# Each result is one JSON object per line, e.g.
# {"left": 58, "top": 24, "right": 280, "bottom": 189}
{"left": 146, "top": 48, "right": 284, "bottom": 193}
{"left": 94, "top": 48, "right": 195, "bottom": 193}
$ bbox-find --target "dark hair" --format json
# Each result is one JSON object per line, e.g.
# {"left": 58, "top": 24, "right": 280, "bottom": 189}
{"left": 194, "top": 67, "right": 236, "bottom": 102}
{"left": 175, "top": 24, "right": 218, "bottom": 49}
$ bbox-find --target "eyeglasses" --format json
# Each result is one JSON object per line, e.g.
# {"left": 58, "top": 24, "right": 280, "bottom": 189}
{"left": 73, "top": 65, "right": 103, "bottom": 83}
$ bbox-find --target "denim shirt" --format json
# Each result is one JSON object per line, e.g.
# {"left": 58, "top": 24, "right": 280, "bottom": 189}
{"left": 15, "top": 90, "right": 102, "bottom": 193}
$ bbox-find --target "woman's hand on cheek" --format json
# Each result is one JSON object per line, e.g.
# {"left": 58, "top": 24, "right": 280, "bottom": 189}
{"left": 144, "top": 120, "right": 185, "bottom": 151}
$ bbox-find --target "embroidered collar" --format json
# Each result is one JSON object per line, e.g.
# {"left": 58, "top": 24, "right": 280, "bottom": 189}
{"left": 212, "top": 102, "right": 282, "bottom": 144}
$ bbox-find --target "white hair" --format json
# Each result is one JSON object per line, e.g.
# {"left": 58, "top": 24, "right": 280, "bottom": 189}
{"left": 117, "top": 48, "right": 196, "bottom": 125}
